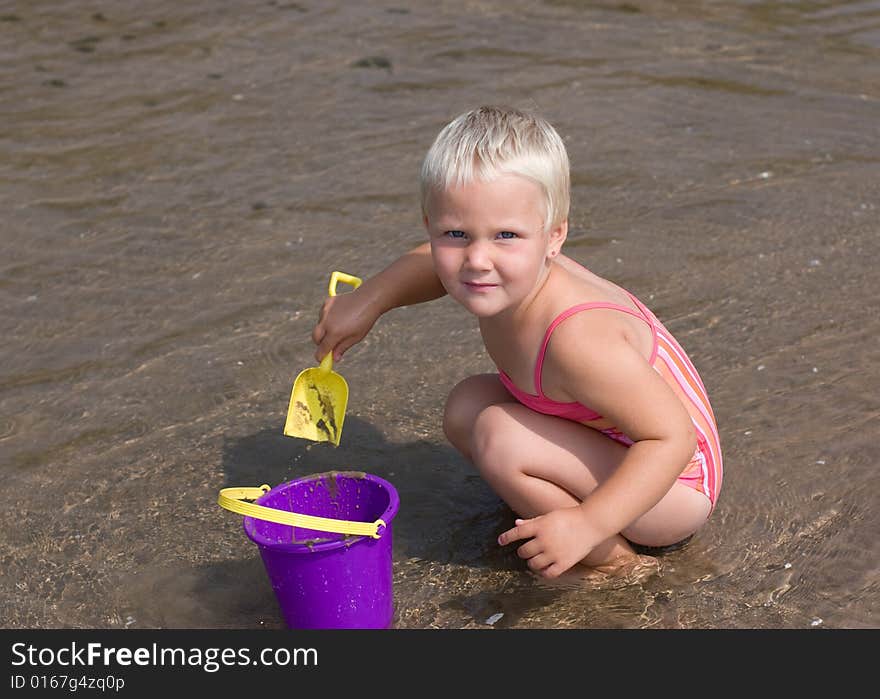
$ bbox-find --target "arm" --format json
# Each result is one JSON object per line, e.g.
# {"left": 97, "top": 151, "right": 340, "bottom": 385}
{"left": 312, "top": 241, "right": 446, "bottom": 361}
{"left": 564, "top": 330, "right": 696, "bottom": 539}
{"left": 498, "top": 315, "right": 696, "bottom": 575}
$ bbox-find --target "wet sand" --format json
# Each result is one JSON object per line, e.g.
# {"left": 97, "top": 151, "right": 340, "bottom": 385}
{"left": 1, "top": 1, "right": 878, "bottom": 628}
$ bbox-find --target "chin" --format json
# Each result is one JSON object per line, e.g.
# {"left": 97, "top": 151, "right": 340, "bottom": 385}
{"left": 454, "top": 295, "right": 508, "bottom": 318}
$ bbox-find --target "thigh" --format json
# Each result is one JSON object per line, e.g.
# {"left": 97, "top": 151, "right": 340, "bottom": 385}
{"left": 465, "top": 400, "right": 711, "bottom": 543}
{"left": 470, "top": 400, "right": 630, "bottom": 500}
{"left": 445, "top": 373, "right": 513, "bottom": 416}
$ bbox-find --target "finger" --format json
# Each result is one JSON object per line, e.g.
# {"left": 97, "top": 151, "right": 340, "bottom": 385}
{"left": 498, "top": 524, "right": 525, "bottom": 546}
{"left": 333, "top": 337, "right": 356, "bottom": 362}
{"left": 312, "top": 330, "right": 329, "bottom": 363}
{"left": 313, "top": 299, "right": 331, "bottom": 330}
{"left": 314, "top": 332, "right": 338, "bottom": 363}
{"left": 311, "top": 322, "right": 325, "bottom": 346}
{"left": 320, "top": 296, "right": 334, "bottom": 317}
{"left": 526, "top": 553, "right": 553, "bottom": 574}
{"left": 515, "top": 539, "right": 543, "bottom": 560}
{"left": 541, "top": 562, "right": 566, "bottom": 580}
{"left": 497, "top": 518, "right": 536, "bottom": 546}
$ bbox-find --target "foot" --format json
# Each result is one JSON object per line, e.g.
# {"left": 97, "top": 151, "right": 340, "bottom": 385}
{"left": 533, "top": 553, "right": 660, "bottom": 590}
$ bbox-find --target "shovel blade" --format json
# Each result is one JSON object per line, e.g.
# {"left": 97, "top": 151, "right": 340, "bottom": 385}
{"left": 283, "top": 367, "right": 349, "bottom": 446}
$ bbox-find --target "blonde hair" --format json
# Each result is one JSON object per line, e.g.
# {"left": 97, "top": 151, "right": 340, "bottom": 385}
{"left": 420, "top": 106, "right": 570, "bottom": 233}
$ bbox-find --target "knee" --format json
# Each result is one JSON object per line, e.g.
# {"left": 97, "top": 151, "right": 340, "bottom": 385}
{"left": 470, "top": 406, "right": 521, "bottom": 480}
{"left": 442, "top": 380, "right": 472, "bottom": 451}
{"left": 442, "top": 376, "right": 493, "bottom": 452}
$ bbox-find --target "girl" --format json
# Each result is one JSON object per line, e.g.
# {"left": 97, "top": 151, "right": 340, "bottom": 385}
{"left": 311, "top": 106, "right": 722, "bottom": 579}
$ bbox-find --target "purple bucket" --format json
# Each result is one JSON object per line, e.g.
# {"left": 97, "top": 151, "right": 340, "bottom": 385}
{"left": 243, "top": 470, "right": 399, "bottom": 629}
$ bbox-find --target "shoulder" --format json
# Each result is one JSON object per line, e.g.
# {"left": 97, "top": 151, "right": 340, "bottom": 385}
{"left": 542, "top": 309, "right": 646, "bottom": 393}
{"left": 535, "top": 263, "right": 648, "bottom": 376}
{"left": 546, "top": 304, "right": 631, "bottom": 351}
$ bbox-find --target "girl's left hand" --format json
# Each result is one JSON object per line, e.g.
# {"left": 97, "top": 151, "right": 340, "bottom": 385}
{"left": 497, "top": 506, "right": 599, "bottom": 579}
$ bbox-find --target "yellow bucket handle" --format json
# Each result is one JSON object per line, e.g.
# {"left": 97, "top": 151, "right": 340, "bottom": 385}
{"left": 218, "top": 486, "right": 386, "bottom": 539}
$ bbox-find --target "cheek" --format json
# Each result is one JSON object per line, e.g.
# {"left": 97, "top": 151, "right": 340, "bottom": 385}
{"left": 430, "top": 246, "right": 457, "bottom": 277}
{"left": 506, "top": 248, "right": 544, "bottom": 278}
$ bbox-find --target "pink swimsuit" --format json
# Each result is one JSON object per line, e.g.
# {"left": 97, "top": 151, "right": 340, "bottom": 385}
{"left": 497, "top": 292, "right": 723, "bottom": 509}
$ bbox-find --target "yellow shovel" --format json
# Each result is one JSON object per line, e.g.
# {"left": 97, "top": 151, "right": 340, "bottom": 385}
{"left": 283, "top": 271, "right": 362, "bottom": 446}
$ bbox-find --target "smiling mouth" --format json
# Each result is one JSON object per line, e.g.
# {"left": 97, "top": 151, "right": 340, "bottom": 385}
{"left": 463, "top": 281, "right": 498, "bottom": 288}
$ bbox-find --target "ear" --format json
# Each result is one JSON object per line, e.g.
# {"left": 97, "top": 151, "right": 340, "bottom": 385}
{"left": 547, "top": 219, "right": 568, "bottom": 258}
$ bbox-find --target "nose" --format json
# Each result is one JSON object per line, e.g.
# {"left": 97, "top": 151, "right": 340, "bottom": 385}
{"left": 463, "top": 239, "right": 492, "bottom": 271}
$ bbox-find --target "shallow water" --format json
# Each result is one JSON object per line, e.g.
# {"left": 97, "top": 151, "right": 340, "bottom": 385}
{"left": 1, "top": 0, "right": 878, "bottom": 629}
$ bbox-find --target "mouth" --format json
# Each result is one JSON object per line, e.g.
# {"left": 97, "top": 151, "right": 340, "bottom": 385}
{"left": 462, "top": 282, "right": 498, "bottom": 294}
{"left": 462, "top": 281, "right": 498, "bottom": 291}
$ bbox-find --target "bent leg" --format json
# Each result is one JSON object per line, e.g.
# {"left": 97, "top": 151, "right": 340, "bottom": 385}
{"left": 467, "top": 400, "right": 637, "bottom": 567}
{"left": 444, "top": 375, "right": 633, "bottom": 567}
{"left": 443, "top": 374, "right": 515, "bottom": 461}
{"left": 443, "top": 375, "right": 710, "bottom": 571}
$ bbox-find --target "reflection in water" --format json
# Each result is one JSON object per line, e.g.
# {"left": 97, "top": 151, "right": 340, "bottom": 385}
{"left": 1, "top": 0, "right": 878, "bottom": 628}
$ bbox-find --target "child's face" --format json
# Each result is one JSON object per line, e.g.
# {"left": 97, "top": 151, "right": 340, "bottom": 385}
{"left": 424, "top": 173, "right": 566, "bottom": 318}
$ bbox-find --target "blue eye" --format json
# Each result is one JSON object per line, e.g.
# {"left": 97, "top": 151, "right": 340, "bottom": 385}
{"left": 446, "top": 230, "right": 466, "bottom": 239}
{"left": 498, "top": 231, "right": 517, "bottom": 239}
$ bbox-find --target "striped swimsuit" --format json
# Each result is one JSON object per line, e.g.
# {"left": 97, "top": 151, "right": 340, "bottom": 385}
{"left": 498, "top": 291, "right": 723, "bottom": 510}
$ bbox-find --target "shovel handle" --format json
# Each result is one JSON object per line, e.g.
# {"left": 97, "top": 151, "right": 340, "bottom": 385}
{"left": 218, "top": 486, "right": 386, "bottom": 538}
{"left": 316, "top": 272, "right": 361, "bottom": 374}
{"left": 328, "top": 271, "right": 362, "bottom": 297}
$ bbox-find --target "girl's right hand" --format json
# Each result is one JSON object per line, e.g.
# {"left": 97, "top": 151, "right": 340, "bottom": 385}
{"left": 311, "top": 286, "right": 381, "bottom": 363}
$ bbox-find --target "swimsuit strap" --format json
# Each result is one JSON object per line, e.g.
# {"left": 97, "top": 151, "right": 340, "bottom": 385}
{"left": 534, "top": 297, "right": 658, "bottom": 396}
{"left": 625, "top": 293, "right": 660, "bottom": 365}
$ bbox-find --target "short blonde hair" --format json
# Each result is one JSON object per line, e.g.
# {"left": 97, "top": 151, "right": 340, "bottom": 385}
{"left": 420, "top": 105, "right": 570, "bottom": 233}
